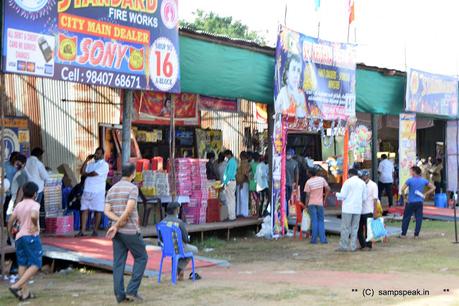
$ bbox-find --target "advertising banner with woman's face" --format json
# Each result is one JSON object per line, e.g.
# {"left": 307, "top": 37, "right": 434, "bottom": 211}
{"left": 274, "top": 26, "right": 356, "bottom": 121}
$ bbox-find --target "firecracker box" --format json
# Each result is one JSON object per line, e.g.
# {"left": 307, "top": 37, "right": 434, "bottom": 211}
{"left": 45, "top": 215, "right": 74, "bottom": 235}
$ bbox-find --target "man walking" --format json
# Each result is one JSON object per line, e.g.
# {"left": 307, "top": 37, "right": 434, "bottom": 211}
{"left": 79, "top": 147, "right": 109, "bottom": 236}
{"left": 8, "top": 182, "right": 43, "bottom": 301}
{"left": 378, "top": 154, "right": 394, "bottom": 207}
{"left": 336, "top": 169, "right": 367, "bottom": 252}
{"left": 400, "top": 166, "right": 435, "bottom": 239}
{"left": 358, "top": 170, "right": 378, "bottom": 250}
{"left": 223, "top": 150, "right": 238, "bottom": 221}
{"left": 105, "top": 164, "right": 148, "bottom": 303}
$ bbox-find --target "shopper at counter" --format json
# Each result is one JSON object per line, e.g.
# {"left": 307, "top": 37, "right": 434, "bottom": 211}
{"left": 429, "top": 158, "right": 443, "bottom": 194}
{"left": 304, "top": 167, "right": 330, "bottom": 244}
{"left": 255, "top": 155, "right": 269, "bottom": 217}
{"left": 249, "top": 152, "right": 260, "bottom": 216}
{"left": 236, "top": 151, "right": 251, "bottom": 217}
{"left": 206, "top": 152, "right": 218, "bottom": 180}
{"left": 78, "top": 148, "right": 109, "bottom": 237}
{"left": 285, "top": 149, "right": 299, "bottom": 217}
{"left": 25, "top": 148, "right": 50, "bottom": 204}
{"left": 223, "top": 150, "right": 238, "bottom": 221}
{"left": 378, "top": 154, "right": 394, "bottom": 207}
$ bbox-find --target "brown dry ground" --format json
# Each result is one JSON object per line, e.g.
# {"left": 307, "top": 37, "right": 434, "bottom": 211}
{"left": 1, "top": 220, "right": 459, "bottom": 306}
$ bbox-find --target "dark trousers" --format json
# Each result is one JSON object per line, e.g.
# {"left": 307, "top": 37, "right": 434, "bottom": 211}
{"left": 358, "top": 213, "right": 373, "bottom": 248}
{"left": 401, "top": 202, "right": 423, "bottom": 236}
{"left": 434, "top": 182, "right": 442, "bottom": 194}
{"left": 259, "top": 188, "right": 269, "bottom": 217}
{"left": 378, "top": 182, "right": 394, "bottom": 207}
{"left": 113, "top": 232, "right": 148, "bottom": 303}
{"left": 285, "top": 185, "right": 293, "bottom": 217}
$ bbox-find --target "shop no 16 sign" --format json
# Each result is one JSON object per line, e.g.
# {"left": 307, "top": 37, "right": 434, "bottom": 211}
{"left": 2, "top": 0, "right": 180, "bottom": 92}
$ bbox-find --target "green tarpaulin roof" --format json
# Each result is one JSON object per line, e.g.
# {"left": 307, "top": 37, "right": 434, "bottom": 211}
{"left": 179, "top": 32, "right": 440, "bottom": 117}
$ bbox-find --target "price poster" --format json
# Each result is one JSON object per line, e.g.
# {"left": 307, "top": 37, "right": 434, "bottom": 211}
{"left": 2, "top": 0, "right": 180, "bottom": 92}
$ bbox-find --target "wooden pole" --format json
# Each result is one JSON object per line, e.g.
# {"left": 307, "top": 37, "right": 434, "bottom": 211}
{"left": 169, "top": 95, "right": 176, "bottom": 201}
{"left": 121, "top": 91, "right": 133, "bottom": 164}
{"left": 0, "top": 73, "right": 6, "bottom": 277}
{"left": 371, "top": 114, "right": 379, "bottom": 182}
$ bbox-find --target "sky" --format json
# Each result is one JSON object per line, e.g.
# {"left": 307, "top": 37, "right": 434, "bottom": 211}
{"left": 180, "top": 0, "right": 459, "bottom": 76}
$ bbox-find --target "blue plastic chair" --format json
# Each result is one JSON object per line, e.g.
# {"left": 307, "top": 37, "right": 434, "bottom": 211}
{"left": 156, "top": 222, "right": 195, "bottom": 284}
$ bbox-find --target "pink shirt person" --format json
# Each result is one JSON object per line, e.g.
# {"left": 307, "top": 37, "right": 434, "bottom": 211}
{"left": 13, "top": 199, "right": 40, "bottom": 240}
{"left": 304, "top": 176, "right": 329, "bottom": 205}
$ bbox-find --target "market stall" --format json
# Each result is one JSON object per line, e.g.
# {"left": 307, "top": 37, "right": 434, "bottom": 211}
{"left": 271, "top": 26, "right": 357, "bottom": 237}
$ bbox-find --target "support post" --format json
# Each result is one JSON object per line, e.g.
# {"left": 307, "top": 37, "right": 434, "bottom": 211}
{"left": 0, "top": 74, "right": 6, "bottom": 277}
{"left": 121, "top": 90, "right": 133, "bottom": 165}
{"left": 169, "top": 94, "right": 176, "bottom": 202}
{"left": 371, "top": 114, "right": 379, "bottom": 181}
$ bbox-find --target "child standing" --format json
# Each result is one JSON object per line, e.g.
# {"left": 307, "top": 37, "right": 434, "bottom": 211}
{"left": 7, "top": 182, "right": 43, "bottom": 301}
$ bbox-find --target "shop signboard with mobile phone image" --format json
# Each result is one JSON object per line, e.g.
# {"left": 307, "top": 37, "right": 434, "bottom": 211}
{"left": 2, "top": 0, "right": 180, "bottom": 92}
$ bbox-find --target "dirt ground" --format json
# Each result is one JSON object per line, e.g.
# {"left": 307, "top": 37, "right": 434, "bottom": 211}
{"left": 1, "top": 220, "right": 459, "bottom": 306}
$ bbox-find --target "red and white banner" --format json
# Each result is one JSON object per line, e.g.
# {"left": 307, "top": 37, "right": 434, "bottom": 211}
{"left": 133, "top": 92, "right": 199, "bottom": 126}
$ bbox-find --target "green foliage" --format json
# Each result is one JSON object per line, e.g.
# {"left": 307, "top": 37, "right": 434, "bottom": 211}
{"left": 181, "top": 10, "right": 266, "bottom": 45}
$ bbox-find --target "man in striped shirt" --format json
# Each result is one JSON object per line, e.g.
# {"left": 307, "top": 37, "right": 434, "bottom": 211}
{"left": 304, "top": 168, "right": 330, "bottom": 244}
{"left": 105, "top": 164, "right": 148, "bottom": 304}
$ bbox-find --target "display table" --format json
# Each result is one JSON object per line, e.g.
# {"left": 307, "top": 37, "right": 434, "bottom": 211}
{"left": 138, "top": 190, "right": 190, "bottom": 226}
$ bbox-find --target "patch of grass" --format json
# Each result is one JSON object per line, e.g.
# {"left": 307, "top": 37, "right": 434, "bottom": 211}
{"left": 195, "top": 236, "right": 227, "bottom": 250}
{"left": 245, "top": 288, "right": 320, "bottom": 302}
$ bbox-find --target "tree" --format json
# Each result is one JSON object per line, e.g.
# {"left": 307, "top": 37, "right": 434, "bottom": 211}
{"left": 181, "top": 10, "right": 267, "bottom": 45}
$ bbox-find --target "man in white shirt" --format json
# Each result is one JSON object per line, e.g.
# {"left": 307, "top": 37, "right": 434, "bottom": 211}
{"left": 78, "top": 148, "right": 109, "bottom": 237}
{"left": 25, "top": 148, "right": 50, "bottom": 204}
{"left": 255, "top": 155, "right": 269, "bottom": 217}
{"left": 378, "top": 154, "right": 394, "bottom": 207}
{"left": 336, "top": 168, "right": 367, "bottom": 252}
{"left": 358, "top": 171, "right": 378, "bottom": 251}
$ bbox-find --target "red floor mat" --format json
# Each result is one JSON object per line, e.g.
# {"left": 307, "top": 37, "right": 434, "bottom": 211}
{"left": 388, "top": 206, "right": 456, "bottom": 218}
{"left": 42, "top": 237, "right": 218, "bottom": 273}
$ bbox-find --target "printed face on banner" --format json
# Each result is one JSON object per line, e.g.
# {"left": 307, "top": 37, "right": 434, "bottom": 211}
{"left": 2, "top": 0, "right": 180, "bottom": 92}
{"left": 274, "top": 26, "right": 356, "bottom": 120}
{"left": 132, "top": 92, "right": 199, "bottom": 126}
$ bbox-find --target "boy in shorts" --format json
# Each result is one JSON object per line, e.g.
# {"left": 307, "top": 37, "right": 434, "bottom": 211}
{"left": 7, "top": 182, "right": 43, "bottom": 301}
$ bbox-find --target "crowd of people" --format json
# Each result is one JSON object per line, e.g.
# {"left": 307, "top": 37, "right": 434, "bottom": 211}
{"left": 206, "top": 150, "right": 269, "bottom": 221}
{"left": 0, "top": 145, "right": 442, "bottom": 302}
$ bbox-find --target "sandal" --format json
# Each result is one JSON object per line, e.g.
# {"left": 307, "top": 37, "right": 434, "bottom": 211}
{"left": 9, "top": 287, "right": 22, "bottom": 300}
{"left": 189, "top": 272, "right": 202, "bottom": 280}
{"left": 20, "top": 292, "right": 36, "bottom": 301}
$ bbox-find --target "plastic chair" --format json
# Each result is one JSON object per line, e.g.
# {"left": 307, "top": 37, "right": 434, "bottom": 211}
{"left": 156, "top": 223, "right": 195, "bottom": 285}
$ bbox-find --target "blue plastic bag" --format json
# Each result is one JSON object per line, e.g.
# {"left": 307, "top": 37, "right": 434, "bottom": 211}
{"left": 371, "top": 218, "right": 387, "bottom": 240}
